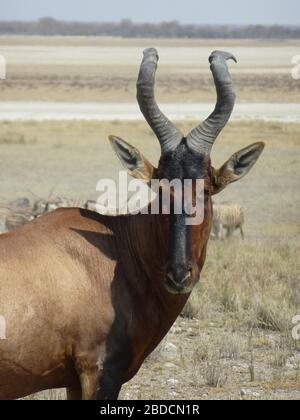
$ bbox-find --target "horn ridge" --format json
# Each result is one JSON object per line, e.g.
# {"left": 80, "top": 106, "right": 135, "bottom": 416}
{"left": 136, "top": 48, "right": 183, "bottom": 153}
{"left": 187, "top": 50, "right": 237, "bottom": 154}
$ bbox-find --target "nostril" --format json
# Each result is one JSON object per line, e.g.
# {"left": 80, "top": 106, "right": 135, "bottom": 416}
{"left": 166, "top": 272, "right": 176, "bottom": 283}
{"left": 165, "top": 270, "right": 194, "bottom": 295}
{"left": 182, "top": 270, "right": 192, "bottom": 283}
{"left": 167, "top": 270, "right": 192, "bottom": 285}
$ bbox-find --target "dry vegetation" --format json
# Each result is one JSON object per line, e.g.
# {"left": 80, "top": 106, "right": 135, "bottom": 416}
{"left": 2, "top": 68, "right": 298, "bottom": 103}
{"left": 0, "top": 37, "right": 300, "bottom": 102}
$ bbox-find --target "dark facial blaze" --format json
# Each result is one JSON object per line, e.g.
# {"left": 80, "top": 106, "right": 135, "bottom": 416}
{"left": 156, "top": 139, "right": 213, "bottom": 295}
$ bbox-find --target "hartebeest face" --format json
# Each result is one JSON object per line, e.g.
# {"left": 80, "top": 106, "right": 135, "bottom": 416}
{"left": 156, "top": 141, "right": 211, "bottom": 294}
{"left": 110, "top": 48, "right": 265, "bottom": 295}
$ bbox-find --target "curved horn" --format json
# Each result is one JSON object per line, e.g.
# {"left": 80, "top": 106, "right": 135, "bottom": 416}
{"left": 137, "top": 48, "right": 183, "bottom": 153}
{"left": 187, "top": 50, "right": 237, "bottom": 154}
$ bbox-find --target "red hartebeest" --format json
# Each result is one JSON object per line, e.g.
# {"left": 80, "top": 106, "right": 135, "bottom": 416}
{"left": 0, "top": 49, "right": 264, "bottom": 400}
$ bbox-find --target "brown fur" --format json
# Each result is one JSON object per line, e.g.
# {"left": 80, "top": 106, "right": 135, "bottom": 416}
{"left": 0, "top": 203, "right": 212, "bottom": 400}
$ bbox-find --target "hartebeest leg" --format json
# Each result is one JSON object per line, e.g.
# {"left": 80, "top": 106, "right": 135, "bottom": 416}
{"left": 95, "top": 350, "right": 130, "bottom": 400}
{"left": 67, "top": 372, "right": 99, "bottom": 400}
{"left": 80, "top": 371, "right": 99, "bottom": 400}
{"left": 96, "top": 367, "right": 123, "bottom": 400}
{"left": 213, "top": 221, "right": 221, "bottom": 240}
{"left": 240, "top": 225, "right": 245, "bottom": 240}
{"left": 93, "top": 310, "right": 132, "bottom": 400}
{"left": 226, "top": 227, "right": 234, "bottom": 238}
{"left": 67, "top": 384, "right": 82, "bottom": 400}
{"left": 73, "top": 352, "right": 102, "bottom": 400}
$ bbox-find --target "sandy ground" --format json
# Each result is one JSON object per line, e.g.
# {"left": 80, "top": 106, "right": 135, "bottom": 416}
{"left": 0, "top": 102, "right": 299, "bottom": 122}
{"left": 1, "top": 36, "right": 299, "bottom": 47}
{"left": 1, "top": 37, "right": 299, "bottom": 103}
{"left": 0, "top": 36, "right": 300, "bottom": 72}
{"left": 0, "top": 41, "right": 297, "bottom": 72}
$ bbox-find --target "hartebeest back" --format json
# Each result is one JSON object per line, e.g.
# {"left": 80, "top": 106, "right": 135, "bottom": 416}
{"left": 0, "top": 49, "right": 264, "bottom": 400}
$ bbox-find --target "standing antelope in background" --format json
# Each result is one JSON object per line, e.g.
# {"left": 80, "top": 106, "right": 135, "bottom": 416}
{"left": 212, "top": 202, "right": 245, "bottom": 240}
{"left": 0, "top": 49, "right": 264, "bottom": 400}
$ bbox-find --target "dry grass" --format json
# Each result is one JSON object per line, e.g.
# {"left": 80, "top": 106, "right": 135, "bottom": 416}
{"left": 185, "top": 239, "right": 299, "bottom": 335}
{"left": 2, "top": 69, "right": 298, "bottom": 103}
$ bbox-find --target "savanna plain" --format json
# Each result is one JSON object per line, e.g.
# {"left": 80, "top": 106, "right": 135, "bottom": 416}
{"left": 0, "top": 37, "right": 299, "bottom": 400}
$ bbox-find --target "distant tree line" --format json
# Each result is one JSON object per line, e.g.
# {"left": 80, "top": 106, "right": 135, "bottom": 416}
{"left": 0, "top": 18, "right": 299, "bottom": 39}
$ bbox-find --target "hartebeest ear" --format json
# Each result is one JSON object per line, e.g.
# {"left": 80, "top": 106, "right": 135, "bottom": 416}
{"left": 212, "top": 142, "right": 265, "bottom": 195}
{"left": 109, "top": 135, "right": 154, "bottom": 182}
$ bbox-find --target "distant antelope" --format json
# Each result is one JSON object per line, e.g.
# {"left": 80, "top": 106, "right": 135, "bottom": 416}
{"left": 0, "top": 49, "right": 264, "bottom": 400}
{"left": 0, "top": 197, "right": 33, "bottom": 232}
{"left": 5, "top": 212, "right": 34, "bottom": 232}
{"left": 33, "top": 197, "right": 97, "bottom": 216}
{"left": 212, "top": 202, "right": 245, "bottom": 240}
{"left": 2, "top": 198, "right": 97, "bottom": 232}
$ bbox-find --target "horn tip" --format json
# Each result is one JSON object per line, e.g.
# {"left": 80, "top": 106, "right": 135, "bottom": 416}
{"left": 108, "top": 134, "right": 120, "bottom": 144}
{"left": 143, "top": 48, "right": 159, "bottom": 60}
{"left": 209, "top": 50, "right": 237, "bottom": 64}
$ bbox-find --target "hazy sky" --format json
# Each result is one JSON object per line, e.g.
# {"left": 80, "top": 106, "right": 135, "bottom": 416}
{"left": 1, "top": 0, "right": 300, "bottom": 25}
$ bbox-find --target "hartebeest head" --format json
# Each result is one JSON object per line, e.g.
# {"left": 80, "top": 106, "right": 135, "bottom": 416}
{"left": 109, "top": 48, "right": 264, "bottom": 295}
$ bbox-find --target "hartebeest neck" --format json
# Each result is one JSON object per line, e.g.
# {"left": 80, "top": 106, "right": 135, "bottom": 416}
{"left": 121, "top": 213, "right": 169, "bottom": 285}
{"left": 114, "top": 213, "right": 192, "bottom": 310}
